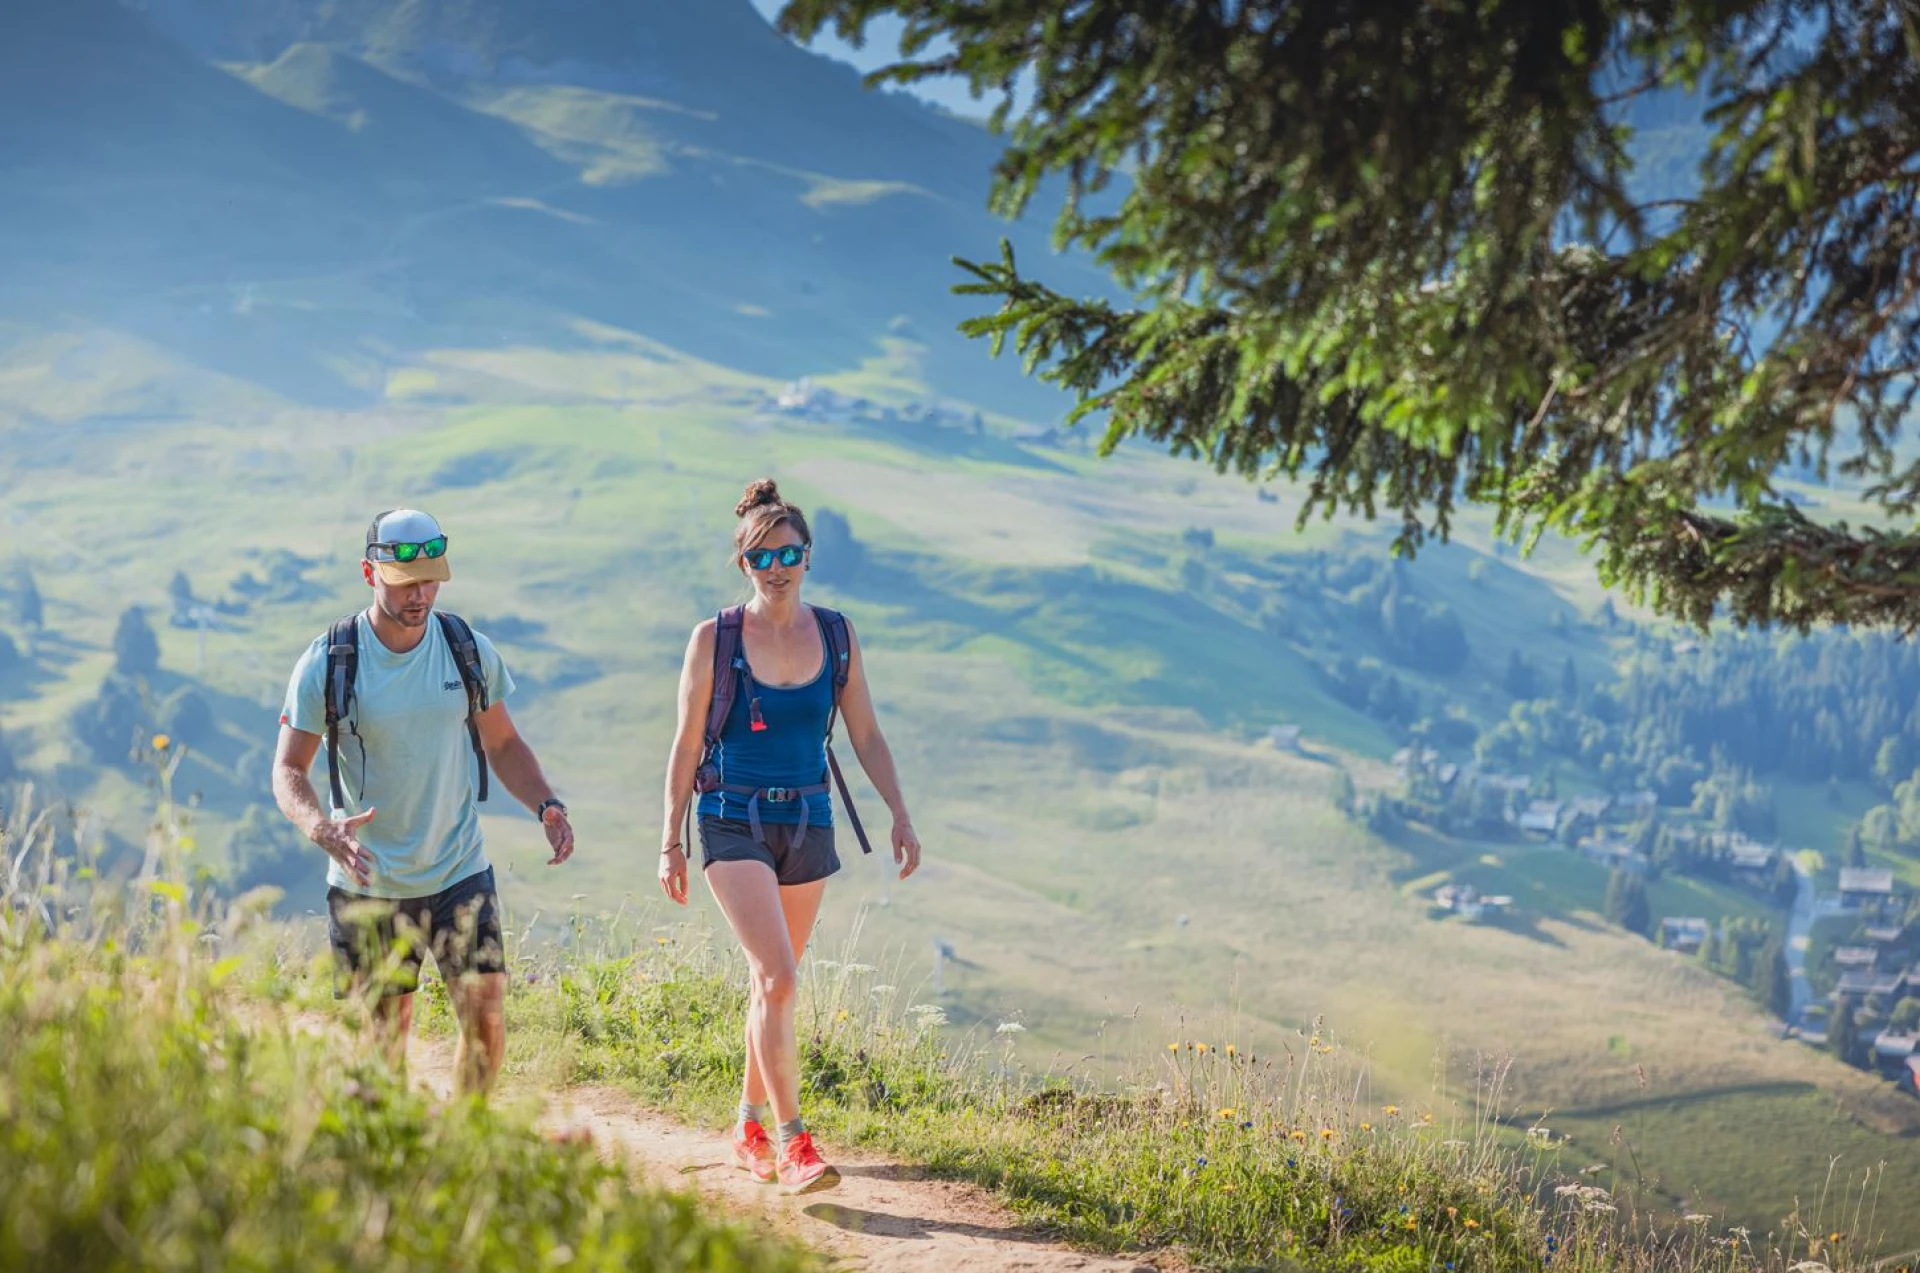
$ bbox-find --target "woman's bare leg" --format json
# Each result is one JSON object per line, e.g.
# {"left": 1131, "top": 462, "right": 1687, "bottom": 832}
{"left": 707, "top": 863, "right": 829, "bottom": 1125}
{"left": 736, "top": 876, "right": 829, "bottom": 1113}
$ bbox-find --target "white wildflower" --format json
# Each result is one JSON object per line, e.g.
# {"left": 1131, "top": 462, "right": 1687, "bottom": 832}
{"left": 996, "top": 1021, "right": 1027, "bottom": 1035}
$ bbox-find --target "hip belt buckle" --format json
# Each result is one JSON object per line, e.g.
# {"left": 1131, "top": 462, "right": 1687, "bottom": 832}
{"left": 763, "top": 786, "right": 794, "bottom": 803}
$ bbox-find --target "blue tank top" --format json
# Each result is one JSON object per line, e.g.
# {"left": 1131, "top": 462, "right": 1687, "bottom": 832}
{"left": 696, "top": 639, "right": 835, "bottom": 827}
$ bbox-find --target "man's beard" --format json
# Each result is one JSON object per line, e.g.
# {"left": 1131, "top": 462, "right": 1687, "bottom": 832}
{"left": 380, "top": 597, "right": 432, "bottom": 628}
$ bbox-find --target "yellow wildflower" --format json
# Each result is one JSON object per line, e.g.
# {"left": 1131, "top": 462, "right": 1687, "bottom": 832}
{"left": 1361, "top": 1121, "right": 1374, "bottom": 1132}
{"left": 1319, "top": 1128, "right": 1336, "bottom": 1141}
{"left": 1225, "top": 1044, "right": 1238, "bottom": 1058}
{"left": 1466, "top": 1219, "right": 1481, "bottom": 1230}
{"left": 151, "top": 734, "right": 171, "bottom": 751}
{"left": 1169, "top": 1042, "right": 1180, "bottom": 1052}
{"left": 835, "top": 1008, "right": 850, "bottom": 1023}
{"left": 1405, "top": 1219, "right": 1418, "bottom": 1231}
{"left": 1447, "top": 1207, "right": 1458, "bottom": 1220}
{"left": 1217, "top": 1108, "right": 1237, "bottom": 1120}
{"left": 1196, "top": 1042, "right": 1210, "bottom": 1054}
{"left": 1290, "top": 1129, "right": 1308, "bottom": 1143}
{"left": 1383, "top": 1104, "right": 1401, "bottom": 1117}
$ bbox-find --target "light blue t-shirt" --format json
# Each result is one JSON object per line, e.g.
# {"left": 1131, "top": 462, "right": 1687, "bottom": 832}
{"left": 281, "top": 613, "right": 514, "bottom": 899}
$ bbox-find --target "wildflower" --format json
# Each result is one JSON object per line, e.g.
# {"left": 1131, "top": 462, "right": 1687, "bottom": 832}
{"left": 1195, "top": 1155, "right": 1208, "bottom": 1168}
{"left": 1286, "top": 1157, "right": 1297, "bottom": 1168}
{"left": 1383, "top": 1104, "right": 1400, "bottom": 1116}
{"left": 834, "top": 1009, "right": 850, "bottom": 1023}
{"left": 1309, "top": 1035, "right": 1321, "bottom": 1046}
{"left": 152, "top": 733, "right": 171, "bottom": 751}
{"left": 1319, "top": 1128, "right": 1336, "bottom": 1141}
{"left": 1828, "top": 1233, "right": 1844, "bottom": 1244}
{"left": 1240, "top": 1120, "right": 1254, "bottom": 1131}
{"left": 1405, "top": 1218, "right": 1417, "bottom": 1231}
{"left": 1448, "top": 1207, "right": 1458, "bottom": 1220}
{"left": 1168, "top": 1043, "right": 1180, "bottom": 1052}
{"left": 1545, "top": 1236, "right": 1559, "bottom": 1253}
{"left": 655, "top": 936, "right": 670, "bottom": 945}
{"left": 1196, "top": 1042, "right": 1210, "bottom": 1054}
{"left": 1217, "top": 1108, "right": 1237, "bottom": 1120}
{"left": 872, "top": 985, "right": 895, "bottom": 995}
{"left": 1360, "top": 1121, "right": 1373, "bottom": 1132}
{"left": 1684, "top": 1215, "right": 1712, "bottom": 1225}
{"left": 1465, "top": 1219, "right": 1481, "bottom": 1230}
{"left": 843, "top": 963, "right": 877, "bottom": 976}
{"left": 1225, "top": 1044, "right": 1238, "bottom": 1058}
{"left": 1290, "top": 1129, "right": 1308, "bottom": 1143}
{"left": 996, "top": 1021, "right": 1026, "bottom": 1035}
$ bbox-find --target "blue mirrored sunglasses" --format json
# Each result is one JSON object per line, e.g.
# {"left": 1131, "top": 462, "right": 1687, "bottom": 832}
{"left": 742, "top": 543, "right": 808, "bottom": 571}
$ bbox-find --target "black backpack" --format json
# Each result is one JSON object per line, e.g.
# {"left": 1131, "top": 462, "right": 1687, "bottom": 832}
{"left": 322, "top": 611, "right": 490, "bottom": 811}
{"left": 691, "top": 604, "right": 872, "bottom": 855}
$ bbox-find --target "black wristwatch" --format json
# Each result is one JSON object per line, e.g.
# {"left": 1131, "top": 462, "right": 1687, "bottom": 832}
{"left": 535, "top": 797, "right": 568, "bottom": 821}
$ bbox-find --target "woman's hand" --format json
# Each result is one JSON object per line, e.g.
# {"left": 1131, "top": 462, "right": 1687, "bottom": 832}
{"left": 659, "top": 843, "right": 689, "bottom": 906}
{"left": 891, "top": 818, "right": 921, "bottom": 880}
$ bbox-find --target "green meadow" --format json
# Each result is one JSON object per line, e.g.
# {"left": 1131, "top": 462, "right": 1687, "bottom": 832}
{"left": 7, "top": 333, "right": 1920, "bottom": 1248}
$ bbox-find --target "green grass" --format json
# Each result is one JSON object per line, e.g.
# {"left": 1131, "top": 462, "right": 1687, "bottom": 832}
{"left": 414, "top": 914, "right": 1897, "bottom": 1272}
{"left": 1548, "top": 1085, "right": 1912, "bottom": 1247}
{"left": 0, "top": 910, "right": 815, "bottom": 1273}
{"left": 7, "top": 346, "right": 1920, "bottom": 1253}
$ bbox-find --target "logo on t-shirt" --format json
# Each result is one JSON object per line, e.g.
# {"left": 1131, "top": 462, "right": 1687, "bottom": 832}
{"left": 443, "top": 680, "right": 463, "bottom": 692}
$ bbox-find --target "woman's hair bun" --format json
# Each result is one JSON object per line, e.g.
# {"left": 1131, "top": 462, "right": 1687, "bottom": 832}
{"left": 735, "top": 478, "right": 783, "bottom": 518}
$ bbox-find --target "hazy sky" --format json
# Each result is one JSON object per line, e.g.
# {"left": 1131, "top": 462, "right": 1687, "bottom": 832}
{"left": 745, "top": 1, "right": 994, "bottom": 118}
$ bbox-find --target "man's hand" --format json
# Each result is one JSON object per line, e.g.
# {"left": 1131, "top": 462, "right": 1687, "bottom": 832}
{"left": 543, "top": 805, "right": 575, "bottom": 866}
{"left": 658, "top": 844, "right": 688, "bottom": 906}
{"left": 892, "top": 818, "right": 922, "bottom": 881}
{"left": 309, "top": 808, "right": 375, "bottom": 888}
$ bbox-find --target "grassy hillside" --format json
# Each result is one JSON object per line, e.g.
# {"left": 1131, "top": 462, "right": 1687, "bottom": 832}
{"left": 6, "top": 333, "right": 1920, "bottom": 1244}
{"left": 5, "top": 0, "right": 1919, "bottom": 1254}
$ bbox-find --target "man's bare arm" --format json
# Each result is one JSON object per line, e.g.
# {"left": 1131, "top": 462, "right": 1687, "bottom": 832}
{"left": 474, "top": 702, "right": 573, "bottom": 865}
{"left": 272, "top": 725, "right": 373, "bottom": 886}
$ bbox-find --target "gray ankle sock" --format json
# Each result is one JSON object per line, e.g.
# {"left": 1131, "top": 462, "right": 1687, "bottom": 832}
{"left": 776, "top": 1117, "right": 805, "bottom": 1147}
{"left": 739, "top": 1101, "right": 766, "bottom": 1129}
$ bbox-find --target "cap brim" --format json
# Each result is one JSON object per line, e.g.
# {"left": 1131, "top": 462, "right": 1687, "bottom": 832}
{"left": 373, "top": 555, "right": 452, "bottom": 585}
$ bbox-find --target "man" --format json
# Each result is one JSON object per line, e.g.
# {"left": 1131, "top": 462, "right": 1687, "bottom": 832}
{"left": 271, "top": 509, "right": 574, "bottom": 1094}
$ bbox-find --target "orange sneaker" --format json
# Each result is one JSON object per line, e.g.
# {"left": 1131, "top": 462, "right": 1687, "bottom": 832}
{"left": 776, "top": 1131, "right": 840, "bottom": 1195}
{"left": 731, "top": 1119, "right": 777, "bottom": 1183}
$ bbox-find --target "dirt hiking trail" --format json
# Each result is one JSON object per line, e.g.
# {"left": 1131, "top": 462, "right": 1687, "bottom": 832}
{"left": 412, "top": 1039, "right": 1163, "bottom": 1273}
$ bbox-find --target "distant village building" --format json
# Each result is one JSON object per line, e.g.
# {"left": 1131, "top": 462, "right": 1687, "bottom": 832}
{"left": 1432, "top": 883, "right": 1512, "bottom": 922}
{"left": 1874, "top": 1030, "right": 1920, "bottom": 1082}
{"left": 1833, "top": 946, "right": 1882, "bottom": 971}
{"left": 1865, "top": 922, "right": 1911, "bottom": 947}
{"left": 1566, "top": 795, "right": 1613, "bottom": 824}
{"left": 1659, "top": 916, "right": 1711, "bottom": 956}
{"left": 1722, "top": 835, "right": 1780, "bottom": 886}
{"left": 1615, "top": 790, "right": 1659, "bottom": 821}
{"left": 1267, "top": 724, "right": 1303, "bottom": 751}
{"left": 1580, "top": 835, "right": 1651, "bottom": 875}
{"left": 1516, "top": 800, "right": 1564, "bottom": 837}
{"left": 1839, "top": 867, "right": 1899, "bottom": 912}
{"left": 1835, "top": 968, "right": 1908, "bottom": 1000}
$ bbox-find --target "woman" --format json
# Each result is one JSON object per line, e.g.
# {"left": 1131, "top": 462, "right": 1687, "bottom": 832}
{"left": 659, "top": 478, "right": 923, "bottom": 1194}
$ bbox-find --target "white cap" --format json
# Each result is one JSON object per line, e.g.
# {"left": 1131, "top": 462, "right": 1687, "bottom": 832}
{"left": 363, "top": 508, "right": 451, "bottom": 584}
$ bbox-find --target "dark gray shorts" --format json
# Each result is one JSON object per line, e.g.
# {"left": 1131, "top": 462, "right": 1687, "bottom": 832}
{"left": 699, "top": 816, "right": 840, "bottom": 886}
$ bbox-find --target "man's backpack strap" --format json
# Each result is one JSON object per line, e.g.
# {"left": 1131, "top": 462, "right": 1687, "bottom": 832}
{"left": 810, "top": 606, "right": 872, "bottom": 856}
{"left": 436, "top": 612, "right": 491, "bottom": 803}
{"left": 322, "top": 615, "right": 361, "bottom": 812}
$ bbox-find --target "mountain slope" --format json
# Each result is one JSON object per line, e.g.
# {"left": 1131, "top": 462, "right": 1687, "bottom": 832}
{"left": 5, "top": 0, "right": 1086, "bottom": 414}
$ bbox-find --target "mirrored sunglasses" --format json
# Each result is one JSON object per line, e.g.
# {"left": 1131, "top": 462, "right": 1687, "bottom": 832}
{"left": 742, "top": 543, "right": 807, "bottom": 571}
{"left": 368, "top": 535, "right": 449, "bottom": 564}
